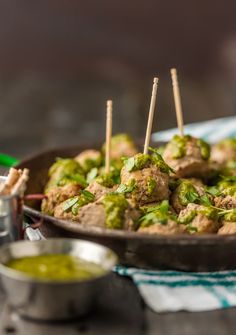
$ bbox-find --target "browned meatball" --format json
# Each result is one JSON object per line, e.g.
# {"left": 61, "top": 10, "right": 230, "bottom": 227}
{"left": 78, "top": 202, "right": 108, "bottom": 227}
{"left": 214, "top": 195, "right": 236, "bottom": 210}
{"left": 138, "top": 219, "right": 187, "bottom": 235}
{"left": 211, "top": 139, "right": 236, "bottom": 165}
{"left": 108, "top": 134, "right": 138, "bottom": 160}
{"left": 163, "top": 135, "right": 210, "bottom": 178}
{"left": 218, "top": 221, "right": 236, "bottom": 235}
{"left": 74, "top": 150, "right": 102, "bottom": 172}
{"left": 85, "top": 180, "right": 116, "bottom": 200}
{"left": 55, "top": 194, "right": 140, "bottom": 231}
{"left": 121, "top": 165, "right": 170, "bottom": 206}
{"left": 41, "top": 184, "right": 82, "bottom": 215}
{"left": 78, "top": 200, "right": 140, "bottom": 231}
{"left": 170, "top": 179, "right": 206, "bottom": 213}
{"left": 124, "top": 205, "right": 141, "bottom": 231}
{"left": 178, "top": 203, "right": 219, "bottom": 234}
{"left": 54, "top": 201, "right": 108, "bottom": 227}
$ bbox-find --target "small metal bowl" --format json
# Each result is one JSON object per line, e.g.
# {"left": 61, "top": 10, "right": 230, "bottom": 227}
{"left": 0, "top": 176, "right": 23, "bottom": 244}
{"left": 0, "top": 238, "right": 118, "bottom": 321}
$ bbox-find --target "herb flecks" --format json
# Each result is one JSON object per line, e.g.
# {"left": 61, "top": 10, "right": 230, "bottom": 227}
{"left": 116, "top": 179, "right": 136, "bottom": 194}
{"left": 62, "top": 190, "right": 95, "bottom": 215}
{"left": 139, "top": 200, "right": 177, "bottom": 228}
{"left": 102, "top": 193, "right": 129, "bottom": 229}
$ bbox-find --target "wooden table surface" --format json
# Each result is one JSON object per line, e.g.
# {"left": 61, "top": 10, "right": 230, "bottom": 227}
{"left": 1, "top": 277, "right": 236, "bottom": 335}
{"left": 1, "top": 148, "right": 236, "bottom": 335}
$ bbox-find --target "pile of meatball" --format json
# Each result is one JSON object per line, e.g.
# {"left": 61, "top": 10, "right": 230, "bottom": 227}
{"left": 41, "top": 134, "right": 236, "bottom": 235}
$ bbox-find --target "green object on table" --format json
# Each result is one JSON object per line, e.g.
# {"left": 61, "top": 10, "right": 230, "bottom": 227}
{"left": 0, "top": 153, "right": 19, "bottom": 167}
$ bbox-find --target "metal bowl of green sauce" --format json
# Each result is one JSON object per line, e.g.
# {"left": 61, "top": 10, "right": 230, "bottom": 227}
{"left": 0, "top": 238, "right": 118, "bottom": 320}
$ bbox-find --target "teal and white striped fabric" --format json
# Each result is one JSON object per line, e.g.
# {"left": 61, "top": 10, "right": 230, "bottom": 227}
{"left": 116, "top": 117, "right": 236, "bottom": 313}
{"left": 116, "top": 267, "right": 236, "bottom": 312}
{"left": 152, "top": 116, "right": 236, "bottom": 143}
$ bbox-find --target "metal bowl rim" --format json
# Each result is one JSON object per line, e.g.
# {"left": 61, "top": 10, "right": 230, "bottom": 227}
{"left": 0, "top": 238, "right": 118, "bottom": 285}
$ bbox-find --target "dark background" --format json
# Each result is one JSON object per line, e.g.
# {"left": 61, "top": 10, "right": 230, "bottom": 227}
{"left": 0, "top": 0, "right": 236, "bottom": 158}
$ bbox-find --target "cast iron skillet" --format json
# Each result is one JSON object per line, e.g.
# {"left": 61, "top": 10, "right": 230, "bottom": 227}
{"left": 16, "top": 144, "right": 236, "bottom": 271}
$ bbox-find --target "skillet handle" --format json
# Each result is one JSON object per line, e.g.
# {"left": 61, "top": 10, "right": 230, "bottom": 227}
{"left": 0, "top": 154, "right": 19, "bottom": 167}
{"left": 24, "top": 215, "right": 46, "bottom": 241}
{"left": 25, "top": 226, "right": 46, "bottom": 241}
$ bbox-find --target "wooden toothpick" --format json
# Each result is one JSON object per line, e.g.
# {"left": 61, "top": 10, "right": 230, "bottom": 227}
{"left": 170, "top": 68, "right": 184, "bottom": 137}
{"left": 143, "top": 77, "right": 159, "bottom": 155}
{"left": 11, "top": 168, "right": 29, "bottom": 195}
{"left": 105, "top": 100, "right": 113, "bottom": 174}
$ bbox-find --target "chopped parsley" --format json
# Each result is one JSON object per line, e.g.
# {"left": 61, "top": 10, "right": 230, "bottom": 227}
{"left": 86, "top": 167, "right": 98, "bottom": 183}
{"left": 139, "top": 200, "right": 177, "bottom": 228}
{"left": 62, "top": 190, "right": 95, "bottom": 215}
{"left": 122, "top": 149, "right": 173, "bottom": 175}
{"left": 116, "top": 179, "right": 136, "bottom": 194}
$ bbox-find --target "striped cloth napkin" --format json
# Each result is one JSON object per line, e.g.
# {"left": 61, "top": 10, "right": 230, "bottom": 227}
{"left": 116, "top": 267, "right": 236, "bottom": 312}
{"left": 116, "top": 117, "right": 236, "bottom": 313}
{"left": 152, "top": 116, "right": 236, "bottom": 143}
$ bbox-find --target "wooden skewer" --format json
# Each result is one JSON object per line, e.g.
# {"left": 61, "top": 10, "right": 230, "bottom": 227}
{"left": 105, "top": 100, "right": 113, "bottom": 174}
{"left": 143, "top": 77, "right": 159, "bottom": 155}
{"left": 170, "top": 68, "right": 184, "bottom": 137}
{"left": 0, "top": 168, "right": 21, "bottom": 195}
{"left": 11, "top": 168, "right": 29, "bottom": 196}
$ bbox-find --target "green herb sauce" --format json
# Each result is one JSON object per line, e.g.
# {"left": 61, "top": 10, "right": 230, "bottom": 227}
{"left": 123, "top": 151, "right": 172, "bottom": 174}
{"left": 217, "top": 138, "right": 236, "bottom": 150}
{"left": 218, "top": 178, "right": 236, "bottom": 198}
{"left": 6, "top": 254, "right": 105, "bottom": 281}
{"left": 178, "top": 206, "right": 218, "bottom": 224}
{"left": 199, "top": 207, "right": 218, "bottom": 220}
{"left": 63, "top": 190, "right": 95, "bottom": 215}
{"left": 178, "top": 210, "right": 197, "bottom": 224}
{"left": 178, "top": 181, "right": 199, "bottom": 206}
{"left": 82, "top": 155, "right": 102, "bottom": 173}
{"left": 223, "top": 186, "right": 236, "bottom": 198}
{"left": 96, "top": 172, "right": 117, "bottom": 188}
{"left": 167, "top": 135, "right": 210, "bottom": 160}
{"left": 102, "top": 133, "right": 137, "bottom": 155}
{"left": 222, "top": 209, "right": 236, "bottom": 222}
{"left": 139, "top": 200, "right": 177, "bottom": 227}
{"left": 197, "top": 138, "right": 210, "bottom": 160}
{"left": 123, "top": 153, "right": 150, "bottom": 172}
{"left": 46, "top": 158, "right": 85, "bottom": 191}
{"left": 147, "top": 177, "right": 157, "bottom": 196}
{"left": 116, "top": 178, "right": 136, "bottom": 194}
{"left": 102, "top": 193, "right": 128, "bottom": 229}
{"left": 169, "top": 135, "right": 191, "bottom": 158}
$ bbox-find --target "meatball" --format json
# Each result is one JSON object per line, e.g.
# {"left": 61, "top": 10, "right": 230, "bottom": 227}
{"left": 55, "top": 193, "right": 140, "bottom": 231}
{"left": 54, "top": 201, "right": 105, "bottom": 225}
{"left": 46, "top": 158, "right": 85, "bottom": 191}
{"left": 124, "top": 205, "right": 141, "bottom": 230}
{"left": 178, "top": 203, "right": 219, "bottom": 234}
{"left": 41, "top": 184, "right": 82, "bottom": 215}
{"left": 138, "top": 219, "right": 187, "bottom": 235}
{"left": 86, "top": 180, "right": 115, "bottom": 200}
{"left": 77, "top": 203, "right": 106, "bottom": 227}
{"left": 120, "top": 153, "right": 170, "bottom": 206}
{"left": 98, "top": 193, "right": 140, "bottom": 230}
{"left": 163, "top": 135, "right": 211, "bottom": 178}
{"left": 170, "top": 179, "right": 206, "bottom": 213}
{"left": 215, "top": 195, "right": 236, "bottom": 210}
{"left": 137, "top": 200, "right": 185, "bottom": 235}
{"left": 74, "top": 150, "right": 102, "bottom": 173}
{"left": 102, "top": 133, "right": 138, "bottom": 161}
{"left": 214, "top": 179, "right": 236, "bottom": 210}
{"left": 54, "top": 190, "right": 95, "bottom": 221}
{"left": 218, "top": 221, "right": 236, "bottom": 235}
{"left": 211, "top": 138, "right": 236, "bottom": 165}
